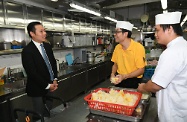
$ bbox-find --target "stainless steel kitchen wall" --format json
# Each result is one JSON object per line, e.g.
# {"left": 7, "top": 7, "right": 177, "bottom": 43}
{"left": 0, "top": 1, "right": 110, "bottom": 34}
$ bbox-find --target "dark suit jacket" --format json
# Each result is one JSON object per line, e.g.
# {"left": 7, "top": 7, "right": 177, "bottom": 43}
{"left": 21, "top": 41, "right": 57, "bottom": 97}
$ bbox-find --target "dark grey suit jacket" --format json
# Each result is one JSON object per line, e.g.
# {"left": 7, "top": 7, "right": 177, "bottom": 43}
{"left": 21, "top": 41, "right": 57, "bottom": 97}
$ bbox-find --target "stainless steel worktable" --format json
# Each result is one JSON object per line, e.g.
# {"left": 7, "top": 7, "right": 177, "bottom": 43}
{"left": 46, "top": 80, "right": 158, "bottom": 122}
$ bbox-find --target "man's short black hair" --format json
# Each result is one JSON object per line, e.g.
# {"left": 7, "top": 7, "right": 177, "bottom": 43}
{"left": 160, "top": 23, "right": 183, "bottom": 36}
{"left": 27, "top": 21, "right": 42, "bottom": 38}
{"left": 121, "top": 28, "right": 132, "bottom": 38}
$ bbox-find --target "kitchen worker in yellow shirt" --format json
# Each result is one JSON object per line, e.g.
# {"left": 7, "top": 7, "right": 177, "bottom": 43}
{"left": 110, "top": 21, "right": 146, "bottom": 88}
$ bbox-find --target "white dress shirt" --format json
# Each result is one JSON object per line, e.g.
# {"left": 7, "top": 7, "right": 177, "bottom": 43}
{"left": 32, "top": 40, "right": 51, "bottom": 89}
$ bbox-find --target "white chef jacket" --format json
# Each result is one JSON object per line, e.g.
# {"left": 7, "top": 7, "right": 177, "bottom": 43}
{"left": 151, "top": 37, "right": 187, "bottom": 122}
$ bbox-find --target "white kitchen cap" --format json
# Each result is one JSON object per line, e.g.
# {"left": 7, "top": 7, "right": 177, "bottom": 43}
{"left": 116, "top": 21, "right": 134, "bottom": 31}
{"left": 155, "top": 12, "right": 182, "bottom": 25}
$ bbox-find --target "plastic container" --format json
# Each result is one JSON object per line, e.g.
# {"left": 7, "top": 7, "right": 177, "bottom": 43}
{"left": 0, "top": 42, "right": 11, "bottom": 50}
{"left": 143, "top": 67, "right": 155, "bottom": 79}
{"left": 84, "top": 88, "right": 142, "bottom": 116}
{"left": 11, "top": 45, "right": 22, "bottom": 49}
{"left": 0, "top": 79, "right": 4, "bottom": 85}
{"left": 65, "top": 53, "right": 73, "bottom": 65}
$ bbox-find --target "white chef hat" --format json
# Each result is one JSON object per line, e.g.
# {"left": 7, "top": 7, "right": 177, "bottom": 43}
{"left": 155, "top": 12, "right": 182, "bottom": 25}
{"left": 116, "top": 21, "right": 134, "bottom": 31}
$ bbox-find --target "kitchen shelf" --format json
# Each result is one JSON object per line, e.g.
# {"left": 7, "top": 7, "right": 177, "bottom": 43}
{"left": 141, "top": 32, "right": 154, "bottom": 34}
{"left": 0, "top": 45, "right": 103, "bottom": 56}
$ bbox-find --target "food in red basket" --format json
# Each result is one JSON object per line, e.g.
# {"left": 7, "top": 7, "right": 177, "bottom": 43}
{"left": 91, "top": 89, "right": 138, "bottom": 106}
{"left": 111, "top": 77, "right": 119, "bottom": 83}
{"left": 84, "top": 88, "right": 142, "bottom": 116}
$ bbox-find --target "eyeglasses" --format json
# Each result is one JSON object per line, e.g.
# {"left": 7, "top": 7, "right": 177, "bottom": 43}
{"left": 114, "top": 31, "right": 122, "bottom": 34}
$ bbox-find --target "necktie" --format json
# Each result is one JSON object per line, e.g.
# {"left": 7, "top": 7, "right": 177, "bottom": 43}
{"left": 40, "top": 44, "right": 54, "bottom": 81}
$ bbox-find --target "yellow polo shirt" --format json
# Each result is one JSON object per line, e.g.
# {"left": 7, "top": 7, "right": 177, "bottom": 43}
{"left": 111, "top": 39, "right": 146, "bottom": 78}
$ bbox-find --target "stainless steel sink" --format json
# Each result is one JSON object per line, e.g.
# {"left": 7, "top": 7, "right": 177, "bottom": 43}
{"left": 4, "top": 79, "right": 26, "bottom": 92}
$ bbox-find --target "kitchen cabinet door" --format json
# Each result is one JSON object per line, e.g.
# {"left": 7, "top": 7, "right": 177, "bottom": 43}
{"left": 10, "top": 93, "right": 33, "bottom": 122}
{"left": 5, "top": 2, "right": 25, "bottom": 27}
{"left": 72, "top": 17, "right": 80, "bottom": 33}
{"left": 53, "top": 13, "right": 63, "bottom": 32}
{"left": 0, "top": 100, "right": 12, "bottom": 122}
{"left": 0, "top": 2, "right": 4, "bottom": 25}
{"left": 64, "top": 15, "right": 72, "bottom": 31}
{"left": 80, "top": 18, "right": 86, "bottom": 33}
{"left": 26, "top": 5, "right": 41, "bottom": 24}
{"left": 87, "top": 66, "right": 98, "bottom": 90}
{"left": 69, "top": 71, "right": 87, "bottom": 100}
{"left": 53, "top": 77, "right": 71, "bottom": 102}
{"left": 105, "top": 61, "right": 113, "bottom": 78}
{"left": 42, "top": 10, "right": 54, "bottom": 31}
{"left": 98, "top": 62, "right": 106, "bottom": 81}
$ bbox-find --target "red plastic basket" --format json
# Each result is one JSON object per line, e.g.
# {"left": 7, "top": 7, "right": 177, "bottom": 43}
{"left": 84, "top": 88, "right": 142, "bottom": 116}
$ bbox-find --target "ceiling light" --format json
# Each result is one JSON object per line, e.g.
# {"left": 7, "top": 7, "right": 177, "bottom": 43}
{"left": 69, "top": 2, "right": 101, "bottom": 17}
{"left": 104, "top": 16, "right": 117, "bottom": 23}
{"left": 51, "top": 0, "right": 58, "bottom": 2}
{"left": 161, "top": 0, "right": 167, "bottom": 10}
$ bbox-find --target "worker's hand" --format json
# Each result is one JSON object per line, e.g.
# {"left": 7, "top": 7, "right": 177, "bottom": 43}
{"left": 110, "top": 74, "right": 115, "bottom": 82}
{"left": 113, "top": 74, "right": 122, "bottom": 84}
{"left": 110, "top": 74, "right": 119, "bottom": 84}
{"left": 137, "top": 83, "right": 145, "bottom": 92}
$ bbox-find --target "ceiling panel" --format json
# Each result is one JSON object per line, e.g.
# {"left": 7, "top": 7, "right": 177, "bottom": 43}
{"left": 14, "top": 0, "right": 187, "bottom": 28}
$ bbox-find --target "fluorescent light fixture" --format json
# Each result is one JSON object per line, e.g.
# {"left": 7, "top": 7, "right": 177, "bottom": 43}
{"left": 161, "top": 0, "right": 167, "bottom": 10}
{"left": 104, "top": 16, "right": 117, "bottom": 22}
{"left": 70, "top": 2, "right": 101, "bottom": 16}
{"left": 51, "top": 0, "right": 58, "bottom": 2}
{"left": 133, "top": 27, "right": 138, "bottom": 29}
{"left": 181, "top": 15, "right": 187, "bottom": 26}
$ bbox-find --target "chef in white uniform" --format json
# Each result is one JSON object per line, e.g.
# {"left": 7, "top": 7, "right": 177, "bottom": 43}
{"left": 138, "top": 11, "right": 187, "bottom": 122}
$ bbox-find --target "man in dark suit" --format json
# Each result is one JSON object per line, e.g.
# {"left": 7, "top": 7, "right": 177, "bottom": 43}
{"left": 21, "top": 21, "right": 58, "bottom": 120}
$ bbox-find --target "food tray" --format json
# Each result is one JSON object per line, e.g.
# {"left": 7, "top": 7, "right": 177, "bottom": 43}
{"left": 141, "top": 92, "right": 152, "bottom": 104}
{"left": 84, "top": 88, "right": 142, "bottom": 116}
{"left": 89, "top": 99, "right": 150, "bottom": 122}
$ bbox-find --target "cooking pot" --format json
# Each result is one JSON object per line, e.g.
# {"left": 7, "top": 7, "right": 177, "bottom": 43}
{"left": 0, "top": 42, "right": 11, "bottom": 50}
{"left": 87, "top": 52, "right": 95, "bottom": 62}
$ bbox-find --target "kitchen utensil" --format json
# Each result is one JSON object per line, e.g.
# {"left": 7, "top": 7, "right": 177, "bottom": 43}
{"left": 65, "top": 53, "right": 73, "bottom": 66}
{"left": 95, "top": 55, "right": 104, "bottom": 62}
{"left": 147, "top": 26, "right": 152, "bottom": 32}
{"left": 56, "top": 59, "right": 60, "bottom": 72}
{"left": 141, "top": 14, "right": 149, "bottom": 23}
{"left": 0, "top": 67, "right": 6, "bottom": 85}
{"left": 87, "top": 52, "right": 95, "bottom": 62}
{"left": 0, "top": 67, "right": 6, "bottom": 77}
{"left": 0, "top": 42, "right": 11, "bottom": 50}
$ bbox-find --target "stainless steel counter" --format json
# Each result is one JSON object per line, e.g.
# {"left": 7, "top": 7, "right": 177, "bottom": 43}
{"left": 45, "top": 80, "right": 158, "bottom": 122}
{"left": 0, "top": 57, "right": 111, "bottom": 102}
